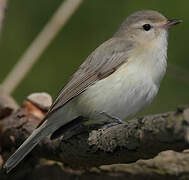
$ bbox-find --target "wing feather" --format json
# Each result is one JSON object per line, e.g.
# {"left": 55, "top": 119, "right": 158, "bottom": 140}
{"left": 46, "top": 38, "right": 134, "bottom": 117}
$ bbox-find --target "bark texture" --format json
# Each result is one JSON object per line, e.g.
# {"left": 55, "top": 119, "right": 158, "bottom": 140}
{"left": 0, "top": 92, "right": 189, "bottom": 180}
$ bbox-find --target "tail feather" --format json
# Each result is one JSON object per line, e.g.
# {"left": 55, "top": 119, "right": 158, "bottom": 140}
{"left": 4, "top": 120, "right": 52, "bottom": 173}
{"left": 3, "top": 103, "right": 79, "bottom": 173}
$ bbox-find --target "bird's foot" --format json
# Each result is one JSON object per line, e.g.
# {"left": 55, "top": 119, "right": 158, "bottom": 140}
{"left": 100, "top": 111, "right": 126, "bottom": 124}
{"left": 98, "top": 112, "right": 128, "bottom": 130}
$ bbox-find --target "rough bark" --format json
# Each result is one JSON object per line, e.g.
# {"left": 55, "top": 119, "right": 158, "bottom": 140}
{"left": 0, "top": 92, "right": 189, "bottom": 180}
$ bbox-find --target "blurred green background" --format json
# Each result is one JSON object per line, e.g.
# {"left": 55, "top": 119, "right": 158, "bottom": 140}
{"left": 0, "top": 0, "right": 188, "bottom": 116}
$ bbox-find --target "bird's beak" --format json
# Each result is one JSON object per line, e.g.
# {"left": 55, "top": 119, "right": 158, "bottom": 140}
{"left": 163, "top": 19, "right": 182, "bottom": 29}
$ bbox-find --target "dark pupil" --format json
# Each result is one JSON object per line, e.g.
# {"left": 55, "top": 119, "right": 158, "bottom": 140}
{"left": 143, "top": 24, "right": 151, "bottom": 31}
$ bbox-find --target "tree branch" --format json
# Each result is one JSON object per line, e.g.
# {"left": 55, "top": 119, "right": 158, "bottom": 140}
{"left": 0, "top": 93, "right": 189, "bottom": 179}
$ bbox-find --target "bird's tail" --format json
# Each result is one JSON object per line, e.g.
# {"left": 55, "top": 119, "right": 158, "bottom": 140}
{"left": 3, "top": 119, "right": 58, "bottom": 173}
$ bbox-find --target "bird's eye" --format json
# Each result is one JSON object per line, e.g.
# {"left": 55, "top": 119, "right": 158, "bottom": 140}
{"left": 142, "top": 24, "right": 151, "bottom": 31}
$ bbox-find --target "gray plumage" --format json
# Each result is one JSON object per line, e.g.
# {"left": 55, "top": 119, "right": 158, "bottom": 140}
{"left": 4, "top": 10, "right": 176, "bottom": 173}
{"left": 47, "top": 38, "right": 134, "bottom": 115}
{"left": 4, "top": 30, "right": 134, "bottom": 174}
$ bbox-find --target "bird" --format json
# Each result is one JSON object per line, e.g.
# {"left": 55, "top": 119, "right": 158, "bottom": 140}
{"left": 3, "top": 10, "right": 181, "bottom": 173}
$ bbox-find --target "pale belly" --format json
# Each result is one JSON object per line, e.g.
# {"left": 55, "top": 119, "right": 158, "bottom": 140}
{"left": 56, "top": 33, "right": 167, "bottom": 122}
{"left": 72, "top": 64, "right": 159, "bottom": 120}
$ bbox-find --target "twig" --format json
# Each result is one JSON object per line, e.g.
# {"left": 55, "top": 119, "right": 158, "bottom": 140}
{"left": 0, "top": 0, "right": 8, "bottom": 36}
{"left": 2, "top": 0, "right": 83, "bottom": 94}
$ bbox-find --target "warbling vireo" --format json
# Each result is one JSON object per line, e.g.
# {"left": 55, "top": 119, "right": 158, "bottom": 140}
{"left": 4, "top": 10, "right": 181, "bottom": 172}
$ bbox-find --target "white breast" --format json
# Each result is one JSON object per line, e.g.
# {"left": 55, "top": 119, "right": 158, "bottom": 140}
{"left": 72, "top": 32, "right": 168, "bottom": 120}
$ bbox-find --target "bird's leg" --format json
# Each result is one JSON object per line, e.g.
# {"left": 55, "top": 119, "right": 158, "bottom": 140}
{"left": 99, "top": 111, "right": 127, "bottom": 124}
